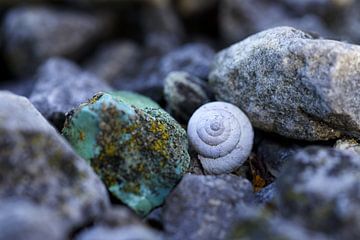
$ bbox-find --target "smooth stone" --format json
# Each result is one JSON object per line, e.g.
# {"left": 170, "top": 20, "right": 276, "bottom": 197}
{"left": 162, "top": 174, "right": 254, "bottom": 240}
{"left": 85, "top": 41, "right": 141, "bottom": 84}
{"left": 0, "top": 200, "right": 67, "bottom": 240}
{"left": 0, "top": 91, "right": 109, "bottom": 229}
{"left": 115, "top": 43, "right": 215, "bottom": 101}
{"left": 275, "top": 147, "right": 360, "bottom": 239}
{"left": 62, "top": 91, "right": 190, "bottom": 216}
{"left": 142, "top": 0, "right": 184, "bottom": 55}
{"left": 3, "top": 6, "right": 112, "bottom": 75}
{"left": 219, "top": 0, "right": 331, "bottom": 44}
{"left": 164, "top": 71, "right": 212, "bottom": 123}
{"left": 257, "top": 137, "right": 300, "bottom": 177}
{"left": 210, "top": 26, "right": 360, "bottom": 141}
{"left": 30, "top": 58, "right": 112, "bottom": 130}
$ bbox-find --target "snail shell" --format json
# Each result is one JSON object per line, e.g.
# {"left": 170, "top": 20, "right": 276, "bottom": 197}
{"left": 187, "top": 101, "right": 254, "bottom": 174}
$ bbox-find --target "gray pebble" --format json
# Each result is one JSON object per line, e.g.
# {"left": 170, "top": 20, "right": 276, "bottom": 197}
{"left": 0, "top": 200, "right": 67, "bottom": 240}
{"left": 162, "top": 174, "right": 254, "bottom": 240}
{"left": 30, "top": 57, "right": 112, "bottom": 129}
{"left": 3, "top": 5, "right": 112, "bottom": 75}
{"left": 0, "top": 91, "right": 110, "bottom": 229}
{"left": 164, "top": 71, "right": 211, "bottom": 122}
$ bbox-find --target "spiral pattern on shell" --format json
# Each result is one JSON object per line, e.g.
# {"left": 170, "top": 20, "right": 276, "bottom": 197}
{"left": 187, "top": 101, "right": 254, "bottom": 174}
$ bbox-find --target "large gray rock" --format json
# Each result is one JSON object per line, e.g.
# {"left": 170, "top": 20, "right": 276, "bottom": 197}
{"left": 210, "top": 27, "right": 360, "bottom": 141}
{"left": 162, "top": 174, "right": 254, "bottom": 240}
{"left": 30, "top": 58, "right": 112, "bottom": 129}
{"left": 275, "top": 147, "right": 360, "bottom": 239}
{"left": 3, "top": 6, "right": 112, "bottom": 75}
{"left": 0, "top": 91, "right": 109, "bottom": 229}
{"left": 0, "top": 200, "right": 67, "bottom": 240}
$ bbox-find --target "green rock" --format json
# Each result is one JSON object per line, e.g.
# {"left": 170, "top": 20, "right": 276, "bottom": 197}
{"left": 62, "top": 91, "right": 190, "bottom": 216}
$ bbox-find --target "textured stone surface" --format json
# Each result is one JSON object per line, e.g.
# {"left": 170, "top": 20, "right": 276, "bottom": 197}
{"left": 63, "top": 91, "right": 190, "bottom": 216}
{"left": 162, "top": 174, "right": 254, "bottom": 240}
{"left": 230, "top": 209, "right": 328, "bottom": 240}
{"left": 257, "top": 137, "right": 300, "bottom": 177}
{"left": 0, "top": 91, "right": 109, "bottom": 229}
{"left": 275, "top": 147, "right": 360, "bottom": 239}
{"left": 85, "top": 41, "right": 141, "bottom": 84}
{"left": 30, "top": 58, "right": 112, "bottom": 129}
{"left": 0, "top": 200, "right": 67, "bottom": 240}
{"left": 164, "top": 71, "right": 212, "bottom": 122}
{"left": 219, "top": 0, "right": 331, "bottom": 44}
{"left": 115, "top": 43, "right": 214, "bottom": 101}
{"left": 210, "top": 26, "right": 360, "bottom": 141}
{"left": 75, "top": 206, "right": 161, "bottom": 240}
{"left": 3, "top": 6, "right": 111, "bottom": 75}
{"left": 334, "top": 138, "right": 360, "bottom": 155}
{"left": 255, "top": 183, "right": 276, "bottom": 205}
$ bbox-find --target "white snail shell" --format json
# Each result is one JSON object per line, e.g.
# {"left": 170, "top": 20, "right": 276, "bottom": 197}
{"left": 187, "top": 101, "right": 254, "bottom": 174}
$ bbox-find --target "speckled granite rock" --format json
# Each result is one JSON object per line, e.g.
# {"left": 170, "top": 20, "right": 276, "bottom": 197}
{"left": 164, "top": 71, "right": 212, "bottom": 122}
{"left": 30, "top": 58, "right": 112, "bottom": 130}
{"left": 275, "top": 147, "right": 360, "bottom": 239}
{"left": 0, "top": 91, "right": 109, "bottom": 229}
{"left": 3, "top": 6, "right": 112, "bottom": 75}
{"left": 210, "top": 26, "right": 360, "bottom": 141}
{"left": 75, "top": 206, "right": 161, "bottom": 240}
{"left": 219, "top": 0, "right": 331, "bottom": 44}
{"left": 63, "top": 91, "right": 190, "bottom": 216}
{"left": 162, "top": 174, "right": 254, "bottom": 240}
{"left": 0, "top": 200, "right": 67, "bottom": 240}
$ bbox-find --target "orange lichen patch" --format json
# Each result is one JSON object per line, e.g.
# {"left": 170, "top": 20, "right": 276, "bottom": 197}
{"left": 253, "top": 175, "right": 266, "bottom": 192}
{"left": 79, "top": 131, "right": 85, "bottom": 141}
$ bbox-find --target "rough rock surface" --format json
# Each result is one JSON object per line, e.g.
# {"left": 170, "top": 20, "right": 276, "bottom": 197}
{"left": 0, "top": 200, "right": 68, "bottom": 240}
{"left": 63, "top": 91, "right": 190, "bottom": 216}
{"left": 230, "top": 208, "right": 328, "bottom": 240}
{"left": 334, "top": 138, "right": 360, "bottom": 155}
{"left": 162, "top": 174, "right": 254, "bottom": 240}
{"left": 75, "top": 206, "right": 161, "bottom": 240}
{"left": 164, "top": 71, "right": 212, "bottom": 122}
{"left": 210, "top": 26, "right": 360, "bottom": 141}
{"left": 0, "top": 91, "right": 109, "bottom": 229}
{"left": 30, "top": 58, "right": 112, "bottom": 129}
{"left": 3, "top": 6, "right": 111, "bottom": 75}
{"left": 257, "top": 137, "right": 300, "bottom": 177}
{"left": 275, "top": 147, "right": 360, "bottom": 239}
